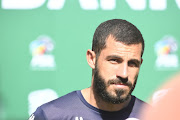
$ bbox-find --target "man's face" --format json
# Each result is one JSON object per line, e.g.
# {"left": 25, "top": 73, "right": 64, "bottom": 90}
{"left": 93, "top": 35, "right": 142, "bottom": 104}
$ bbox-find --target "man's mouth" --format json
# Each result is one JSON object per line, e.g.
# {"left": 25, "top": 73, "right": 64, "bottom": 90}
{"left": 115, "top": 83, "right": 125, "bottom": 85}
{"left": 108, "top": 79, "right": 132, "bottom": 88}
{"left": 110, "top": 83, "right": 128, "bottom": 88}
{"left": 110, "top": 81, "right": 126, "bottom": 85}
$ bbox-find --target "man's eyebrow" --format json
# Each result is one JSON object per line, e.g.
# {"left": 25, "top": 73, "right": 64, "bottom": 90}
{"left": 129, "top": 59, "right": 141, "bottom": 65}
{"left": 106, "top": 55, "right": 123, "bottom": 60}
{"left": 106, "top": 55, "right": 141, "bottom": 63}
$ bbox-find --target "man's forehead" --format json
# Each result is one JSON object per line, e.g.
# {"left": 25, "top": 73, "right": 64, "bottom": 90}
{"left": 106, "top": 36, "right": 142, "bottom": 49}
{"left": 106, "top": 35, "right": 141, "bottom": 45}
{"left": 99, "top": 38, "right": 142, "bottom": 60}
{"left": 104, "top": 35, "right": 143, "bottom": 55}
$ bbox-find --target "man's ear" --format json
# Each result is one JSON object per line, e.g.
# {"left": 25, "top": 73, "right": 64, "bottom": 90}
{"left": 141, "top": 58, "right": 143, "bottom": 64}
{"left": 86, "top": 49, "right": 96, "bottom": 69}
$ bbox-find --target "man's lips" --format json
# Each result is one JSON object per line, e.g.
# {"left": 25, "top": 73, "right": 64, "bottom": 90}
{"left": 111, "top": 83, "right": 128, "bottom": 87}
{"left": 115, "top": 83, "right": 125, "bottom": 85}
{"left": 108, "top": 79, "right": 132, "bottom": 88}
{"left": 110, "top": 82, "right": 126, "bottom": 85}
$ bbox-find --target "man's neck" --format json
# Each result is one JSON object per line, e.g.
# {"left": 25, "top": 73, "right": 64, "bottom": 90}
{"left": 81, "top": 87, "right": 131, "bottom": 112}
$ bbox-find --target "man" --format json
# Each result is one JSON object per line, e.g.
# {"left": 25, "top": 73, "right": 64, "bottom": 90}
{"left": 29, "top": 19, "right": 148, "bottom": 120}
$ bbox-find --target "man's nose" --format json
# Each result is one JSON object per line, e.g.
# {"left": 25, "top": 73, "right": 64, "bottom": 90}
{"left": 116, "top": 63, "right": 128, "bottom": 79}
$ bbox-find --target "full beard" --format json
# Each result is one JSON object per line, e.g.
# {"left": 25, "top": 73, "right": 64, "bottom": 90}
{"left": 93, "top": 66, "right": 138, "bottom": 104}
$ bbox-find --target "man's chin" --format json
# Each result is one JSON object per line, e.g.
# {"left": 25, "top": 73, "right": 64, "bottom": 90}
{"left": 103, "top": 90, "right": 131, "bottom": 104}
{"left": 108, "top": 88, "right": 129, "bottom": 96}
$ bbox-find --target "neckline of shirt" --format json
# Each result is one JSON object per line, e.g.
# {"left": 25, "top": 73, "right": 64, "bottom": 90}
{"left": 76, "top": 90, "right": 136, "bottom": 116}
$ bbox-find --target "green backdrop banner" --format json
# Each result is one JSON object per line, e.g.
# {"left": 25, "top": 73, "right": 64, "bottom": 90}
{"left": 0, "top": 0, "right": 180, "bottom": 119}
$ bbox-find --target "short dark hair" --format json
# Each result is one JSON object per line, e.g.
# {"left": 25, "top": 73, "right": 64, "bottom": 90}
{"left": 92, "top": 19, "right": 144, "bottom": 57}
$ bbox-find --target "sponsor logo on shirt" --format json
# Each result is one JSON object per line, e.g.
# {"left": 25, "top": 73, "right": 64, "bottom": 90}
{"left": 126, "top": 118, "right": 140, "bottom": 120}
{"left": 75, "top": 117, "right": 83, "bottom": 120}
{"left": 28, "top": 114, "right": 35, "bottom": 120}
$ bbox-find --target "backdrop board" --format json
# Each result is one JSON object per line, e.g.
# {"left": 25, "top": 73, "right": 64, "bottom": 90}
{"left": 0, "top": 0, "right": 180, "bottom": 119}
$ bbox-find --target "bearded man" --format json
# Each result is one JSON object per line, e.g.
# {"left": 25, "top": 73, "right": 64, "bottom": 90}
{"left": 29, "top": 19, "right": 148, "bottom": 120}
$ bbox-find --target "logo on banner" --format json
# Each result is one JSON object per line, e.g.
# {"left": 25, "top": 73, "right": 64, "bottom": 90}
{"left": 155, "top": 35, "right": 178, "bottom": 70}
{"left": 2, "top": 0, "right": 180, "bottom": 11}
{"left": 30, "top": 35, "right": 56, "bottom": 70}
{"left": 28, "top": 89, "right": 58, "bottom": 115}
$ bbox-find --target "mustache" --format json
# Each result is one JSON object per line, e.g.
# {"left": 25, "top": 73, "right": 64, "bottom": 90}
{"left": 107, "top": 78, "right": 132, "bottom": 87}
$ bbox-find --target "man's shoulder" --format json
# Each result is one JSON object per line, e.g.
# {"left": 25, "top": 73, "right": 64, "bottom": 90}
{"left": 129, "top": 96, "right": 151, "bottom": 118}
{"left": 41, "top": 90, "right": 79, "bottom": 109}
{"left": 31, "top": 91, "right": 82, "bottom": 119}
{"left": 134, "top": 96, "right": 150, "bottom": 108}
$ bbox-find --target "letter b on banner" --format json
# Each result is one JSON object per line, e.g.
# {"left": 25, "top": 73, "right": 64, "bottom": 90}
{"left": 1, "top": 0, "right": 65, "bottom": 10}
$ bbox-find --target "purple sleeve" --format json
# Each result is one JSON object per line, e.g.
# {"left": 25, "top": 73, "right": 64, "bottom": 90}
{"left": 28, "top": 107, "right": 46, "bottom": 120}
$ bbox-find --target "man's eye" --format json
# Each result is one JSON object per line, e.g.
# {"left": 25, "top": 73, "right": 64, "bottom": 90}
{"left": 111, "top": 59, "right": 117, "bottom": 61}
{"left": 109, "top": 59, "right": 118, "bottom": 63}
{"left": 128, "top": 61, "right": 139, "bottom": 67}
